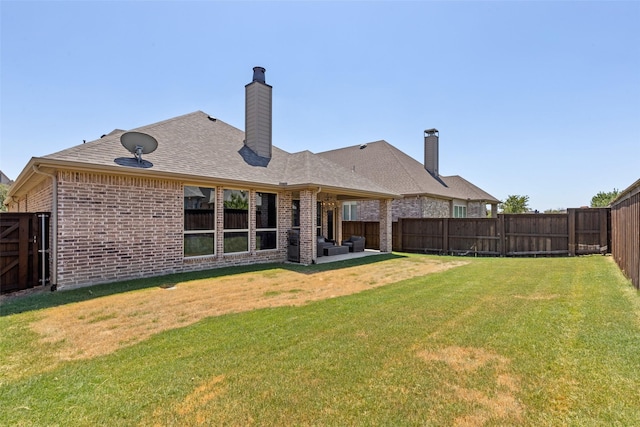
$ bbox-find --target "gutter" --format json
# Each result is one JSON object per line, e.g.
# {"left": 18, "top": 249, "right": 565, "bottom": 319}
{"left": 32, "top": 165, "right": 58, "bottom": 291}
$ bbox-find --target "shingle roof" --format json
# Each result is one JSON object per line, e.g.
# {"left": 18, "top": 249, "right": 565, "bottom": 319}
{"left": 317, "top": 140, "right": 498, "bottom": 202}
{"left": 41, "top": 111, "right": 398, "bottom": 199}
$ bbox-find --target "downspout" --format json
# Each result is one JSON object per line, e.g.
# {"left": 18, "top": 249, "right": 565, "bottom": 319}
{"left": 32, "top": 165, "right": 58, "bottom": 291}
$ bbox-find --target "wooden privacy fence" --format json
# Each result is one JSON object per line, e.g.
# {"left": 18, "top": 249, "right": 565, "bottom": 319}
{"left": 0, "top": 212, "right": 50, "bottom": 294}
{"left": 611, "top": 180, "right": 640, "bottom": 290}
{"left": 343, "top": 208, "right": 610, "bottom": 257}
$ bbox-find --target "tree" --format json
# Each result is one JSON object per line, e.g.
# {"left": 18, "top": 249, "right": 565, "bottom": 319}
{"left": 544, "top": 208, "right": 566, "bottom": 214}
{"left": 499, "top": 195, "right": 530, "bottom": 214}
{"left": 0, "top": 184, "right": 8, "bottom": 212}
{"left": 590, "top": 189, "right": 619, "bottom": 207}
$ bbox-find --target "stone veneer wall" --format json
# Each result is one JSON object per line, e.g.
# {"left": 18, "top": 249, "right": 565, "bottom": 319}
{"left": 356, "top": 196, "right": 450, "bottom": 221}
{"left": 467, "top": 201, "right": 488, "bottom": 218}
{"left": 421, "top": 197, "right": 450, "bottom": 218}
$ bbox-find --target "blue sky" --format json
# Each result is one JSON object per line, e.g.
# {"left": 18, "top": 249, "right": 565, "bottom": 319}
{"left": 1, "top": 1, "right": 638, "bottom": 210}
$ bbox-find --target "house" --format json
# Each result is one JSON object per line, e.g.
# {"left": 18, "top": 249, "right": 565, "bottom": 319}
{"left": 6, "top": 67, "right": 399, "bottom": 290}
{"left": 5, "top": 67, "right": 498, "bottom": 291}
{"left": 317, "top": 129, "right": 499, "bottom": 221}
{"left": 0, "top": 170, "right": 13, "bottom": 186}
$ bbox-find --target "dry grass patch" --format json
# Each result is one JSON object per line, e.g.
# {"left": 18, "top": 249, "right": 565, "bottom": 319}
{"left": 30, "top": 257, "right": 464, "bottom": 363}
{"left": 418, "top": 346, "right": 523, "bottom": 426}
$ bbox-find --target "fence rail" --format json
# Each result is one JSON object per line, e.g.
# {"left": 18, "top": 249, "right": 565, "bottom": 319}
{"left": 611, "top": 180, "right": 640, "bottom": 290}
{"left": 343, "top": 208, "right": 611, "bottom": 258}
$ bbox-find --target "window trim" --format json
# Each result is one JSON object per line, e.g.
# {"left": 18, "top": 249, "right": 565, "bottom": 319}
{"left": 342, "top": 201, "right": 358, "bottom": 221}
{"left": 453, "top": 204, "right": 467, "bottom": 218}
{"left": 223, "top": 188, "right": 250, "bottom": 254}
{"left": 183, "top": 186, "right": 216, "bottom": 258}
{"left": 256, "top": 191, "right": 278, "bottom": 251}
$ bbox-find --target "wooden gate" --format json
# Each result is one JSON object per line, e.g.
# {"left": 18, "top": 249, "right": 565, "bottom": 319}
{"left": 0, "top": 212, "right": 49, "bottom": 294}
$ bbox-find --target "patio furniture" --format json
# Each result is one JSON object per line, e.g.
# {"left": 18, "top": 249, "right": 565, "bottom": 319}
{"left": 317, "top": 236, "right": 335, "bottom": 257}
{"left": 342, "top": 235, "right": 365, "bottom": 252}
{"left": 324, "top": 245, "right": 349, "bottom": 256}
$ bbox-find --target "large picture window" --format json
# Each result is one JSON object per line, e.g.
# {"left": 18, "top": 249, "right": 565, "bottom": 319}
{"left": 184, "top": 186, "right": 215, "bottom": 257}
{"left": 256, "top": 192, "right": 277, "bottom": 250}
{"left": 224, "top": 189, "right": 249, "bottom": 253}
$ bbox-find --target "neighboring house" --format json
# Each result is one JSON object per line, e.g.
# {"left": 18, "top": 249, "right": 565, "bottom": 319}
{"left": 317, "top": 129, "right": 499, "bottom": 221}
{"left": 0, "top": 170, "right": 13, "bottom": 185}
{"left": 6, "top": 67, "right": 399, "bottom": 290}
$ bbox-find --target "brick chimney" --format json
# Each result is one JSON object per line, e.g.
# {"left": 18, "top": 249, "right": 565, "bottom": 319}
{"left": 245, "top": 66, "right": 272, "bottom": 158}
{"left": 424, "top": 128, "right": 439, "bottom": 177}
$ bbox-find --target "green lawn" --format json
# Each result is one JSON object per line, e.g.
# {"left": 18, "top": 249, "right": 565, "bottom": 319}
{"left": 1, "top": 255, "right": 639, "bottom": 426}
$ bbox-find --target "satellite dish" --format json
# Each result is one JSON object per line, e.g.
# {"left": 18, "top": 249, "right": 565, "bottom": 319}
{"left": 120, "top": 131, "right": 158, "bottom": 164}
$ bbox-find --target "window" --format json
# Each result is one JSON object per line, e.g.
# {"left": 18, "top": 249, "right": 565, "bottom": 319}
{"left": 454, "top": 205, "right": 467, "bottom": 218}
{"left": 224, "top": 189, "right": 249, "bottom": 253}
{"left": 256, "top": 192, "right": 277, "bottom": 250}
{"left": 343, "top": 201, "right": 358, "bottom": 221}
{"left": 184, "top": 186, "right": 215, "bottom": 257}
{"left": 291, "top": 200, "right": 300, "bottom": 228}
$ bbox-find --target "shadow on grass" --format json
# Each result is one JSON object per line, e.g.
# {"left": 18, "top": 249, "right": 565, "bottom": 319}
{"left": 0, "top": 253, "right": 406, "bottom": 316}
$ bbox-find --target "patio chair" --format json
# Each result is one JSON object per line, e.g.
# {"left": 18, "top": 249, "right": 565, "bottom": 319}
{"left": 317, "top": 236, "right": 335, "bottom": 257}
{"left": 342, "top": 235, "right": 365, "bottom": 252}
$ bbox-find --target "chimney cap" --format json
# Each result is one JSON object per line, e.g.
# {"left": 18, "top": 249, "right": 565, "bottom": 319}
{"left": 424, "top": 128, "right": 439, "bottom": 136}
{"left": 252, "top": 66, "right": 266, "bottom": 84}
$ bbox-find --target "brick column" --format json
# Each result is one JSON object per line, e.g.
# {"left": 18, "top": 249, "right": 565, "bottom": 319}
{"left": 279, "top": 191, "right": 292, "bottom": 255}
{"left": 379, "top": 198, "right": 393, "bottom": 253}
{"left": 299, "top": 189, "right": 317, "bottom": 264}
{"left": 336, "top": 201, "right": 343, "bottom": 245}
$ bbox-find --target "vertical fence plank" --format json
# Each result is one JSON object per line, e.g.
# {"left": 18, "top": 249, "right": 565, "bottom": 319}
{"left": 568, "top": 209, "right": 576, "bottom": 256}
{"left": 18, "top": 215, "right": 29, "bottom": 286}
{"left": 442, "top": 218, "right": 449, "bottom": 253}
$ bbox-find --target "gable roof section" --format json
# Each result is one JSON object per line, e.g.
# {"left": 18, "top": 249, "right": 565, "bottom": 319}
{"left": 441, "top": 175, "right": 499, "bottom": 202}
{"left": 11, "top": 111, "right": 398, "bottom": 200}
{"left": 317, "top": 140, "right": 498, "bottom": 202}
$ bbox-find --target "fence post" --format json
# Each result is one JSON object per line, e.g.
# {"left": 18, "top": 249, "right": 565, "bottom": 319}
{"left": 442, "top": 218, "right": 449, "bottom": 254}
{"left": 568, "top": 208, "right": 576, "bottom": 256}
{"left": 397, "top": 217, "right": 403, "bottom": 252}
{"left": 498, "top": 214, "right": 505, "bottom": 256}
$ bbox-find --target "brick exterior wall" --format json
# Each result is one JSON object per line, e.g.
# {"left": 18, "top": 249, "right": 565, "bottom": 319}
{"left": 7, "top": 179, "right": 53, "bottom": 213}
{"left": 11, "top": 170, "right": 295, "bottom": 289}
{"left": 10, "top": 168, "right": 409, "bottom": 288}
{"left": 55, "top": 172, "right": 184, "bottom": 288}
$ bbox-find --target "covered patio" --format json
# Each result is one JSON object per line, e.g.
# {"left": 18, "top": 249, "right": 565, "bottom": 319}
{"left": 286, "top": 188, "right": 396, "bottom": 265}
{"left": 313, "top": 248, "right": 383, "bottom": 264}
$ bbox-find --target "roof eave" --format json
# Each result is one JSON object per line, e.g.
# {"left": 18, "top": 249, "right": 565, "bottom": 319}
{"left": 9, "top": 158, "right": 401, "bottom": 201}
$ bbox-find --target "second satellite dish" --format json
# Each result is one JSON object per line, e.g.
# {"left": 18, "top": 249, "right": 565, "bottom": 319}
{"left": 120, "top": 131, "right": 158, "bottom": 164}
